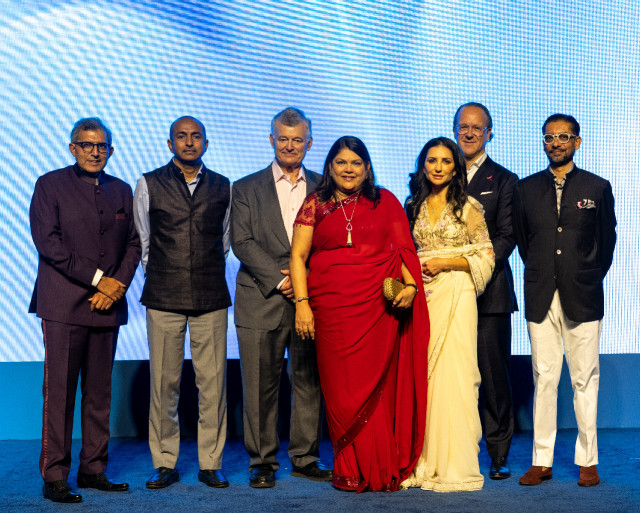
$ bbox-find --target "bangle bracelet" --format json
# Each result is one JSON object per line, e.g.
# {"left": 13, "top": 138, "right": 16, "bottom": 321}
{"left": 404, "top": 283, "right": 418, "bottom": 290}
{"left": 297, "top": 297, "right": 310, "bottom": 302}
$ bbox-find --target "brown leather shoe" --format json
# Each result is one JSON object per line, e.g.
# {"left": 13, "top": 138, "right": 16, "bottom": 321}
{"left": 519, "top": 465, "right": 552, "bottom": 485}
{"left": 578, "top": 465, "right": 600, "bottom": 487}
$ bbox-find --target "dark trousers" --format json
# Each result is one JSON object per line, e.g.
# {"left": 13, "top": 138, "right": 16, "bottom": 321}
{"left": 236, "top": 305, "right": 323, "bottom": 471}
{"left": 477, "top": 313, "right": 514, "bottom": 460}
{"left": 39, "top": 320, "right": 118, "bottom": 482}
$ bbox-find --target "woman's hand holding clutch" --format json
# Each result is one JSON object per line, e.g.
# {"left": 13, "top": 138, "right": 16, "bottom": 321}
{"left": 295, "top": 302, "right": 315, "bottom": 340}
{"left": 393, "top": 285, "right": 417, "bottom": 309}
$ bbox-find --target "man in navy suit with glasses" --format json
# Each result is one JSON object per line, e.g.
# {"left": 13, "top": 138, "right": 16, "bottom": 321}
{"left": 454, "top": 102, "right": 518, "bottom": 480}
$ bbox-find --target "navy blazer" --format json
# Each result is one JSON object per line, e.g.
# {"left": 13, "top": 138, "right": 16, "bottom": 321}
{"left": 29, "top": 165, "right": 141, "bottom": 327}
{"left": 467, "top": 156, "right": 518, "bottom": 314}
{"left": 512, "top": 167, "right": 616, "bottom": 323}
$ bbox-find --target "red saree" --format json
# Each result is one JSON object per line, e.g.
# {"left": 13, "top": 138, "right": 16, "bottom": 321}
{"left": 295, "top": 189, "right": 429, "bottom": 492}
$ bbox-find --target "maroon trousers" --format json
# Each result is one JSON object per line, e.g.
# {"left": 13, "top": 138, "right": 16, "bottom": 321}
{"left": 40, "top": 320, "right": 118, "bottom": 482}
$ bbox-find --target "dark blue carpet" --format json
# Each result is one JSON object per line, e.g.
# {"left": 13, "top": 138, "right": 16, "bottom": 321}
{"left": 1, "top": 429, "right": 638, "bottom": 512}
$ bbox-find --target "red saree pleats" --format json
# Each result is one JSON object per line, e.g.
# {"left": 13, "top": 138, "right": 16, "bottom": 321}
{"left": 307, "top": 190, "right": 429, "bottom": 492}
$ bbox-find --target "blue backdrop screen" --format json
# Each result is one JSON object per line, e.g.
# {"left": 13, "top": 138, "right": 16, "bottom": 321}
{"left": 1, "top": 0, "right": 638, "bottom": 360}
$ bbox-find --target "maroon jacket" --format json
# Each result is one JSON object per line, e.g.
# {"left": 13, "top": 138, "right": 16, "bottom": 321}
{"left": 29, "top": 165, "right": 141, "bottom": 327}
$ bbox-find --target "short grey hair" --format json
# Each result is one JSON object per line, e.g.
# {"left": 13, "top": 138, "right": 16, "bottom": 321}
{"left": 271, "top": 107, "right": 312, "bottom": 138}
{"left": 70, "top": 117, "right": 112, "bottom": 145}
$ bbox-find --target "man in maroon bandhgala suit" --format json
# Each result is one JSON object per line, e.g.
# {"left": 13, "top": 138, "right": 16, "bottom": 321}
{"left": 29, "top": 117, "right": 141, "bottom": 503}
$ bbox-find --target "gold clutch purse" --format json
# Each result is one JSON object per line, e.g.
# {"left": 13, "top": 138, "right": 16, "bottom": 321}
{"left": 383, "top": 277, "right": 404, "bottom": 301}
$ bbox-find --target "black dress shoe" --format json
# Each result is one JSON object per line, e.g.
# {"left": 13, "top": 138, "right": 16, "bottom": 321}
{"left": 77, "top": 472, "right": 129, "bottom": 491}
{"left": 198, "top": 469, "right": 229, "bottom": 488}
{"left": 249, "top": 465, "right": 275, "bottom": 488}
{"left": 146, "top": 467, "right": 180, "bottom": 489}
{"left": 490, "top": 456, "right": 511, "bottom": 480}
{"left": 291, "top": 461, "right": 333, "bottom": 482}
{"left": 43, "top": 480, "right": 82, "bottom": 503}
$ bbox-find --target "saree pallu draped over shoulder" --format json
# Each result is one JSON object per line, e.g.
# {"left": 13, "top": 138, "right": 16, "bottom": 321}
{"left": 297, "top": 189, "right": 429, "bottom": 492}
{"left": 403, "top": 197, "right": 494, "bottom": 492}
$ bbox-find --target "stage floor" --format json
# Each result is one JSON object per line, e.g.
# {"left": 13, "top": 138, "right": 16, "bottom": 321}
{"left": 2, "top": 429, "right": 639, "bottom": 512}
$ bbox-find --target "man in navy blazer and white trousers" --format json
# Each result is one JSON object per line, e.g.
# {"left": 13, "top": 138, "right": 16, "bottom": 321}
{"left": 513, "top": 114, "right": 616, "bottom": 487}
{"left": 30, "top": 118, "right": 141, "bottom": 503}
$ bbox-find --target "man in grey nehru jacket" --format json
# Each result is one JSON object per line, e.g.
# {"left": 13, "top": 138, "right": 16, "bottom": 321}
{"left": 134, "top": 116, "right": 231, "bottom": 490}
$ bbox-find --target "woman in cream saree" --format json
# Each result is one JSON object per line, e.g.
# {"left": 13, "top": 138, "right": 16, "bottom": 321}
{"left": 403, "top": 137, "right": 494, "bottom": 492}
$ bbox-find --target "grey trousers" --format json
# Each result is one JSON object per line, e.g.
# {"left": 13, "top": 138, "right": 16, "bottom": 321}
{"left": 147, "top": 308, "right": 228, "bottom": 470}
{"left": 236, "top": 305, "right": 323, "bottom": 471}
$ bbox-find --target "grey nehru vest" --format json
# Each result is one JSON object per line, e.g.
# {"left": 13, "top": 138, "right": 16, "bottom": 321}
{"left": 140, "top": 161, "right": 231, "bottom": 311}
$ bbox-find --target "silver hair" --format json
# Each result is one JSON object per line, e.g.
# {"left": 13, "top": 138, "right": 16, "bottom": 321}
{"left": 70, "top": 117, "right": 112, "bottom": 145}
{"left": 271, "top": 107, "right": 312, "bottom": 138}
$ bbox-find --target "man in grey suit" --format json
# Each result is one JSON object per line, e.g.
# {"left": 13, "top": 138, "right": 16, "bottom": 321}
{"left": 231, "top": 107, "right": 331, "bottom": 488}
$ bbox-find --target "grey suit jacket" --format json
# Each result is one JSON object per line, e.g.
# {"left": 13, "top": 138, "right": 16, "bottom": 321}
{"left": 231, "top": 165, "right": 322, "bottom": 330}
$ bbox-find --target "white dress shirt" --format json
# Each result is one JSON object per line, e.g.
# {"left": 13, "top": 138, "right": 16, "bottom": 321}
{"left": 466, "top": 152, "right": 488, "bottom": 184}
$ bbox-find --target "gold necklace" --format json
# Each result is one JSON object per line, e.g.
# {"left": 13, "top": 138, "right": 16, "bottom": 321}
{"left": 339, "top": 192, "right": 360, "bottom": 247}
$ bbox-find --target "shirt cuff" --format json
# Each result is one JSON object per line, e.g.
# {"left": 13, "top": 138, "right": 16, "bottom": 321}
{"left": 92, "top": 269, "right": 104, "bottom": 288}
{"left": 276, "top": 277, "right": 287, "bottom": 290}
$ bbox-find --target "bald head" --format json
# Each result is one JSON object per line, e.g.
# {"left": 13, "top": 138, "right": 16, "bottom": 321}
{"left": 170, "top": 116, "right": 206, "bottom": 141}
{"left": 167, "top": 116, "right": 208, "bottom": 167}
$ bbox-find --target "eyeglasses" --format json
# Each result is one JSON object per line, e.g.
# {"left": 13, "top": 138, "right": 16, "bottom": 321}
{"left": 543, "top": 133, "right": 576, "bottom": 145}
{"left": 73, "top": 142, "right": 111, "bottom": 154}
{"left": 455, "top": 124, "right": 489, "bottom": 136}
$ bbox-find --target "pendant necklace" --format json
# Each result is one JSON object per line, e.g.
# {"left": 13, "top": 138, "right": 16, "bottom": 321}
{"left": 427, "top": 196, "right": 442, "bottom": 213}
{"left": 339, "top": 192, "right": 360, "bottom": 247}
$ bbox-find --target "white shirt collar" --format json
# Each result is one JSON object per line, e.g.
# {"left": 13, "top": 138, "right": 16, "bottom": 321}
{"left": 466, "top": 152, "right": 488, "bottom": 183}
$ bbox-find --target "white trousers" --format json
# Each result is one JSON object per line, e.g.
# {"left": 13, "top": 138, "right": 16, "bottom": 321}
{"left": 527, "top": 290, "right": 601, "bottom": 467}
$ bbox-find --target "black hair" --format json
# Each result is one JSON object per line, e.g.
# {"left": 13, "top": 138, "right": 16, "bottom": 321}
{"left": 405, "top": 137, "right": 468, "bottom": 231}
{"left": 543, "top": 113, "right": 580, "bottom": 136}
{"left": 316, "top": 136, "right": 380, "bottom": 204}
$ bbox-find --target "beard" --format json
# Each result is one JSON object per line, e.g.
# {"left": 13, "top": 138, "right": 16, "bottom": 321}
{"left": 546, "top": 148, "right": 575, "bottom": 168}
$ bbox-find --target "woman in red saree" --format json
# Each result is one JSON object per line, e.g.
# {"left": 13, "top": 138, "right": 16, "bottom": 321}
{"left": 290, "top": 136, "right": 429, "bottom": 492}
